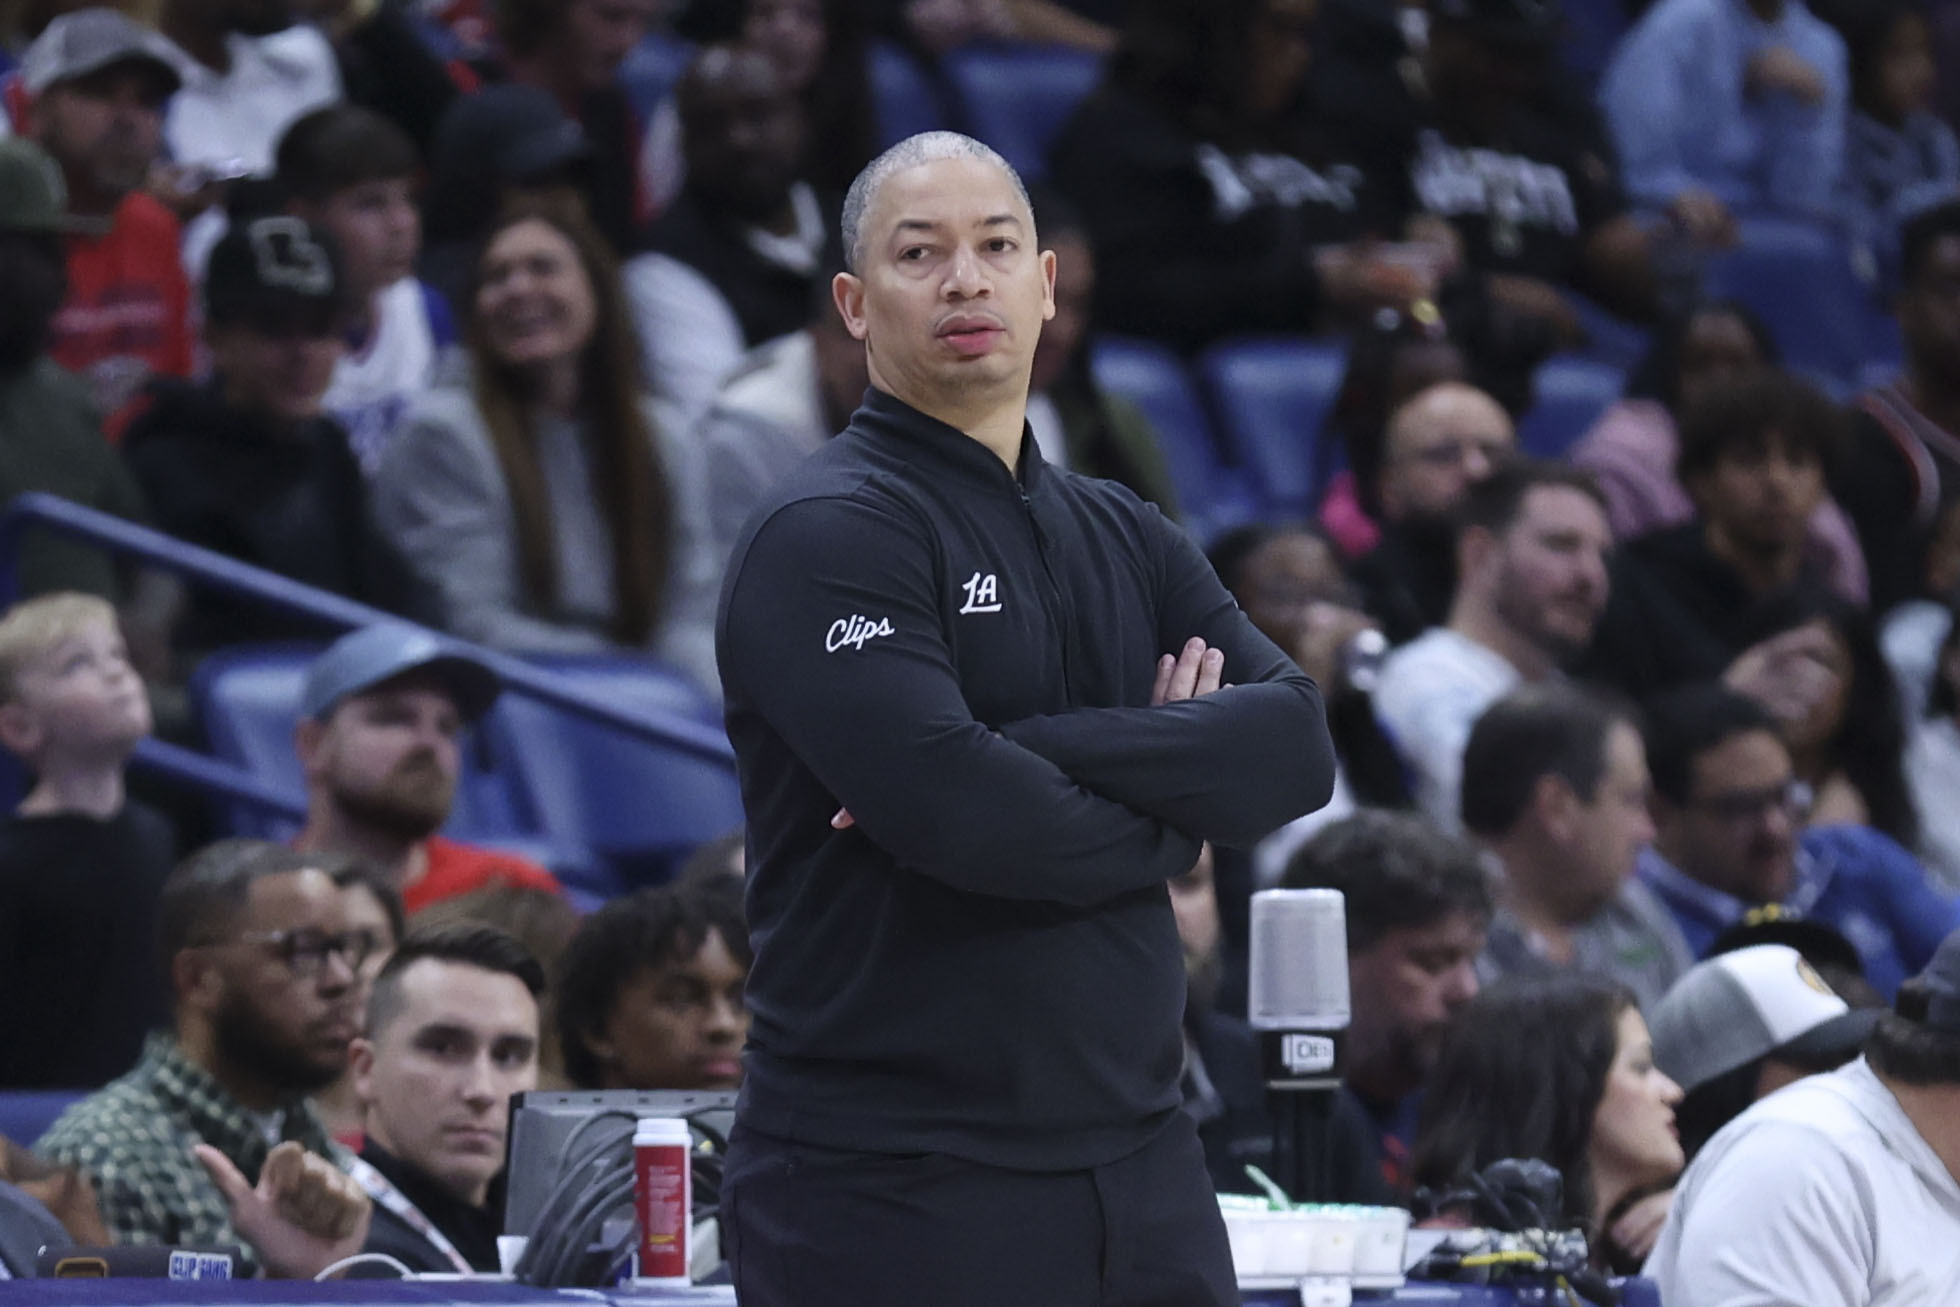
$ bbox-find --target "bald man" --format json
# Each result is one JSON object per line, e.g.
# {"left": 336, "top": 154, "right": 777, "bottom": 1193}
{"left": 714, "top": 131, "right": 1335, "bottom": 1306}
{"left": 1353, "top": 380, "right": 1518, "bottom": 644}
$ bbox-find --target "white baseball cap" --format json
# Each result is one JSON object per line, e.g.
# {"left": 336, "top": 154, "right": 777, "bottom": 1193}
{"left": 1650, "top": 944, "right": 1877, "bottom": 1093}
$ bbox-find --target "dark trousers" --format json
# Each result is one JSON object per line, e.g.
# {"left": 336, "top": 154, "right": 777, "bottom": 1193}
{"left": 721, "top": 1113, "right": 1239, "bottom": 1307}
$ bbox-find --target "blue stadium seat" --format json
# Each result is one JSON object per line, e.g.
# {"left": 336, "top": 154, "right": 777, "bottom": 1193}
{"left": 485, "top": 658, "right": 743, "bottom": 888}
{"left": 1090, "top": 337, "right": 1258, "bottom": 543}
{"left": 619, "top": 32, "right": 696, "bottom": 121}
{"left": 190, "top": 645, "right": 532, "bottom": 843}
{"left": 869, "top": 41, "right": 950, "bottom": 149}
{"left": 1560, "top": 0, "right": 1630, "bottom": 82}
{"left": 1517, "top": 356, "right": 1627, "bottom": 458}
{"left": 1703, "top": 217, "right": 1867, "bottom": 386}
{"left": 943, "top": 44, "right": 1102, "bottom": 183}
{"left": 1198, "top": 337, "right": 1349, "bottom": 520}
{"left": 0, "top": 1091, "right": 82, "bottom": 1148}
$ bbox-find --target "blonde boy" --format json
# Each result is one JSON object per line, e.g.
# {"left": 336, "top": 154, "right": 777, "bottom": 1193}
{"left": 0, "top": 592, "right": 172, "bottom": 1089}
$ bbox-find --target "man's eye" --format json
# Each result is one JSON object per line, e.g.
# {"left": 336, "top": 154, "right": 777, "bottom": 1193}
{"left": 900, "top": 247, "right": 928, "bottom": 261}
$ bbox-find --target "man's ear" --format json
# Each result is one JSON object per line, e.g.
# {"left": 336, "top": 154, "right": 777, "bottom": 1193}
{"left": 833, "top": 272, "right": 868, "bottom": 342}
{"left": 1456, "top": 524, "right": 1496, "bottom": 582}
{"left": 173, "top": 947, "right": 226, "bottom": 1017}
{"left": 1535, "top": 773, "right": 1580, "bottom": 843}
{"left": 1039, "top": 247, "right": 1056, "bottom": 322}
{"left": 0, "top": 702, "right": 43, "bottom": 760}
{"left": 349, "top": 1038, "right": 377, "bottom": 1103}
{"left": 293, "top": 716, "right": 327, "bottom": 782}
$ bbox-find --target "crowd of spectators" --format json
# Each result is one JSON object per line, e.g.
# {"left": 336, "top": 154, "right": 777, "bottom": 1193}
{"left": 2, "top": 0, "right": 1960, "bottom": 1296}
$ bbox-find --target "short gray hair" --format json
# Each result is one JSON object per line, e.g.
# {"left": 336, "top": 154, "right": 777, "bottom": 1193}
{"left": 840, "top": 131, "right": 1033, "bottom": 274}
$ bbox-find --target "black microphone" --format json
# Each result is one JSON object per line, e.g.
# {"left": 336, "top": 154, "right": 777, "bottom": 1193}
{"left": 1247, "top": 888, "right": 1351, "bottom": 1201}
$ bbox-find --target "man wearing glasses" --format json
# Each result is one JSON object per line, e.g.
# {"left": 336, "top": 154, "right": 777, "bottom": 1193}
{"left": 1351, "top": 380, "right": 1518, "bottom": 645}
{"left": 38, "top": 839, "right": 374, "bottom": 1277}
{"left": 1642, "top": 684, "right": 1960, "bottom": 999}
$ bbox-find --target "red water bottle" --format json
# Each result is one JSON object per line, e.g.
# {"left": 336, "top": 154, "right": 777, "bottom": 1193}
{"left": 633, "top": 1117, "right": 692, "bottom": 1285}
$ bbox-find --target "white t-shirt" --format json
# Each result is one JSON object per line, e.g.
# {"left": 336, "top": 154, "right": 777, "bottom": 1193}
{"left": 161, "top": 26, "right": 342, "bottom": 176}
{"left": 1371, "top": 628, "right": 1521, "bottom": 829}
{"left": 161, "top": 25, "right": 342, "bottom": 279}
{"left": 1646, "top": 1058, "right": 1960, "bottom": 1307}
{"left": 325, "top": 278, "right": 452, "bottom": 474}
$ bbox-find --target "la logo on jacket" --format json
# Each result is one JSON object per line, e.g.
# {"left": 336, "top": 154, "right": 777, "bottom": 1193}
{"left": 960, "top": 571, "right": 1002, "bottom": 615}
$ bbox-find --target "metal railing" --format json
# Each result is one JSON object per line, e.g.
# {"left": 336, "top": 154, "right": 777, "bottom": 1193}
{"left": 0, "top": 493, "right": 734, "bottom": 819}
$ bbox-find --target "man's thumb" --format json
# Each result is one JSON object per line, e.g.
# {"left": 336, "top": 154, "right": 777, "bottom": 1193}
{"left": 192, "top": 1145, "right": 254, "bottom": 1209}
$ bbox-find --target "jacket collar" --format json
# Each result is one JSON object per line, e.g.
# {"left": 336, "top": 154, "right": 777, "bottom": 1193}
{"left": 850, "top": 387, "right": 1046, "bottom": 496}
{"left": 144, "top": 1034, "right": 340, "bottom": 1172}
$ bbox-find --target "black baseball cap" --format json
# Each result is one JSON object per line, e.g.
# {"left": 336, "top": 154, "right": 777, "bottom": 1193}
{"left": 432, "top": 84, "right": 592, "bottom": 186}
{"left": 1430, "top": 0, "right": 1563, "bottom": 46}
{"left": 1709, "top": 906, "right": 1867, "bottom": 981}
{"left": 203, "top": 215, "right": 349, "bottom": 336}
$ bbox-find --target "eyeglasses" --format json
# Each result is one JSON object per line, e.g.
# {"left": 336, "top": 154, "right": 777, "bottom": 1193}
{"left": 1395, "top": 437, "right": 1516, "bottom": 470}
{"left": 217, "top": 928, "right": 382, "bottom": 978}
{"left": 1688, "top": 780, "right": 1814, "bottom": 825}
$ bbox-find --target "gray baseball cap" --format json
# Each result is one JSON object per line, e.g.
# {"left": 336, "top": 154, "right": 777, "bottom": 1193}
{"left": 20, "top": 8, "right": 183, "bottom": 96}
{"left": 301, "top": 624, "right": 501, "bottom": 724}
{"left": 1650, "top": 944, "right": 1877, "bottom": 1094}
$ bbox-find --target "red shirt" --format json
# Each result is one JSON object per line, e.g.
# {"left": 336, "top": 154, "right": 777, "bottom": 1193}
{"left": 52, "top": 192, "right": 194, "bottom": 440}
{"left": 403, "top": 836, "right": 563, "bottom": 915}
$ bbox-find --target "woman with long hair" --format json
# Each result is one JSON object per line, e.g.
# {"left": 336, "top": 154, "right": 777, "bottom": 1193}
{"left": 1410, "top": 975, "right": 1684, "bottom": 1274}
{"left": 376, "top": 193, "right": 714, "bottom": 683}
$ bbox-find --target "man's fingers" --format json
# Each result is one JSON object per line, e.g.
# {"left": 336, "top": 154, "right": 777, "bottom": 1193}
{"left": 1150, "top": 653, "right": 1174, "bottom": 707}
{"left": 831, "top": 808, "right": 855, "bottom": 830}
{"left": 1194, "top": 647, "right": 1225, "bottom": 697}
{"left": 1166, "top": 638, "right": 1206, "bottom": 701}
{"left": 192, "top": 1145, "right": 254, "bottom": 1209}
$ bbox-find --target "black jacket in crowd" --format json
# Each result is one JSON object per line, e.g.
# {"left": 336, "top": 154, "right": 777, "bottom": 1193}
{"left": 122, "top": 378, "right": 421, "bottom": 652}
{"left": 717, "top": 388, "right": 1334, "bottom": 1171}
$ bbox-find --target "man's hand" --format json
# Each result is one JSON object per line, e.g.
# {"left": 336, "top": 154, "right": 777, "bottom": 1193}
{"left": 1609, "top": 1189, "right": 1674, "bottom": 1262}
{"left": 1314, "top": 243, "right": 1435, "bottom": 316}
{"left": 1746, "top": 45, "right": 1828, "bottom": 105}
{"left": 1484, "top": 273, "right": 1588, "bottom": 347}
{"left": 1667, "top": 188, "right": 1739, "bottom": 248}
{"left": 1724, "top": 622, "right": 1843, "bottom": 725}
{"left": 1152, "top": 637, "right": 1228, "bottom": 705}
{"left": 195, "top": 1142, "right": 370, "bottom": 1280}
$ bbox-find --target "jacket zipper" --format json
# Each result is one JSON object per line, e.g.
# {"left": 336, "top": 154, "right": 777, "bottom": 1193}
{"left": 1020, "top": 487, "right": 1076, "bottom": 707}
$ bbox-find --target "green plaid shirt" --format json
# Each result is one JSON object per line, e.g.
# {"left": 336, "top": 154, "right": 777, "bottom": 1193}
{"left": 35, "top": 1034, "right": 345, "bottom": 1276}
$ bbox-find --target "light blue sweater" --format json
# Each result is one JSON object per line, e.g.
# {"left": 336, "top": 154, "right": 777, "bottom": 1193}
{"left": 1600, "top": 0, "right": 1848, "bottom": 217}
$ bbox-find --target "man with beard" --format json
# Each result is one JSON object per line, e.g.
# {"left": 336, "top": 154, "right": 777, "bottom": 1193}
{"left": 1351, "top": 381, "right": 1518, "bottom": 646}
{"left": 0, "top": 138, "right": 153, "bottom": 604}
{"left": 1372, "top": 459, "right": 1613, "bottom": 828}
{"left": 21, "top": 9, "right": 193, "bottom": 430}
{"left": 628, "top": 42, "right": 828, "bottom": 429}
{"left": 292, "top": 625, "right": 561, "bottom": 915}
{"left": 1461, "top": 682, "right": 1691, "bottom": 1012}
{"left": 1281, "top": 811, "right": 1492, "bottom": 1194}
{"left": 37, "top": 839, "right": 375, "bottom": 1277}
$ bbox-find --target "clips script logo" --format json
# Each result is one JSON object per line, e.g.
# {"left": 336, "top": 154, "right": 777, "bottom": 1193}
{"left": 827, "top": 614, "right": 894, "bottom": 653}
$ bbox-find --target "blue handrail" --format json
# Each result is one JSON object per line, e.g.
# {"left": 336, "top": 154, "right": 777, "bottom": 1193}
{"left": 0, "top": 493, "right": 736, "bottom": 770}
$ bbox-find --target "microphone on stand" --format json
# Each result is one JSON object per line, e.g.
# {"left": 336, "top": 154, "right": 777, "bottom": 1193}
{"left": 1247, "top": 888, "right": 1351, "bottom": 1203}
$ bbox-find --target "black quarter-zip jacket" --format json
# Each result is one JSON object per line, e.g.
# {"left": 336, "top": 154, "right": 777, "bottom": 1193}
{"left": 716, "top": 388, "right": 1336, "bottom": 1171}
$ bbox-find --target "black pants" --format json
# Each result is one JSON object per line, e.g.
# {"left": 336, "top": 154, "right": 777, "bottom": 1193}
{"left": 721, "top": 1114, "right": 1239, "bottom": 1307}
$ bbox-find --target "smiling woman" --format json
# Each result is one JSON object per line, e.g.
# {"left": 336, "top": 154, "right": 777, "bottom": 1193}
{"left": 371, "top": 195, "right": 719, "bottom": 690}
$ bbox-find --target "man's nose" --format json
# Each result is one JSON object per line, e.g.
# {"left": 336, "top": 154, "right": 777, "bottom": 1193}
{"left": 942, "top": 245, "right": 987, "bottom": 298}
